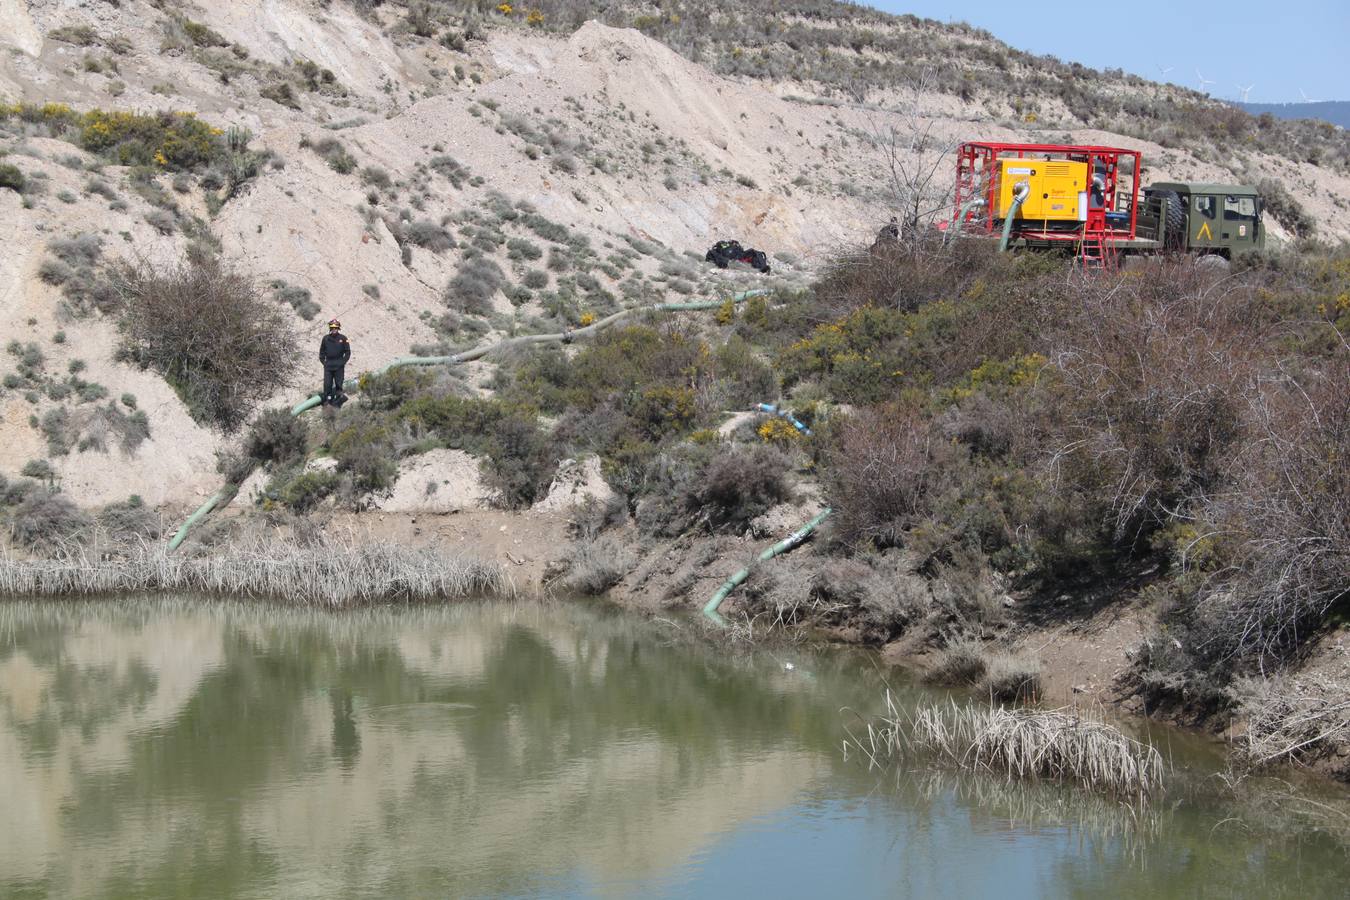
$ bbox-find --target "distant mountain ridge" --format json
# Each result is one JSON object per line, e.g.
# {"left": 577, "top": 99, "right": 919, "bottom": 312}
{"left": 1237, "top": 100, "right": 1350, "bottom": 130}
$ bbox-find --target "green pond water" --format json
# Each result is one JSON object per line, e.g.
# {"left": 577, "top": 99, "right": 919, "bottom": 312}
{"left": 0, "top": 599, "right": 1347, "bottom": 899}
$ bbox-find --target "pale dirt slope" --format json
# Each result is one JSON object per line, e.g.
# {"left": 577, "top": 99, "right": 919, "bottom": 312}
{"left": 2, "top": 2, "right": 1347, "bottom": 516}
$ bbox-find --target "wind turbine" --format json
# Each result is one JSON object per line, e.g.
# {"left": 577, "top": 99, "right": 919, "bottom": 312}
{"left": 1298, "top": 87, "right": 1314, "bottom": 103}
{"left": 1195, "top": 68, "right": 1214, "bottom": 93}
{"left": 1156, "top": 63, "right": 1174, "bottom": 79}
{"left": 1236, "top": 83, "right": 1255, "bottom": 102}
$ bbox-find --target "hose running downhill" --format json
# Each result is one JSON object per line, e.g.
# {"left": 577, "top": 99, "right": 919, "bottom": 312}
{"left": 168, "top": 290, "right": 770, "bottom": 551}
{"left": 702, "top": 508, "right": 832, "bottom": 627}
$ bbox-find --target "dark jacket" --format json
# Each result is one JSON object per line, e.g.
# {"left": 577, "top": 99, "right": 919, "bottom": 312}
{"left": 320, "top": 332, "right": 351, "bottom": 367}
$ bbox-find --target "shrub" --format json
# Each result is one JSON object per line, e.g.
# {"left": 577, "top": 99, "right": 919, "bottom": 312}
{"left": 636, "top": 442, "right": 791, "bottom": 535}
{"left": 506, "top": 237, "right": 543, "bottom": 260}
{"left": 112, "top": 254, "right": 296, "bottom": 430}
{"left": 392, "top": 392, "right": 557, "bottom": 508}
{"left": 445, "top": 256, "right": 504, "bottom": 314}
{"left": 0, "top": 105, "right": 233, "bottom": 172}
{"left": 261, "top": 82, "right": 300, "bottom": 110}
{"left": 698, "top": 443, "right": 793, "bottom": 530}
{"left": 273, "top": 283, "right": 320, "bottom": 319}
{"left": 279, "top": 470, "right": 338, "bottom": 513}
{"left": 428, "top": 155, "right": 469, "bottom": 188}
{"left": 20, "top": 459, "right": 54, "bottom": 481}
{"left": 41, "top": 408, "right": 77, "bottom": 456}
{"left": 478, "top": 413, "right": 557, "bottom": 508}
{"left": 5, "top": 490, "right": 91, "bottom": 550}
{"left": 0, "top": 163, "right": 25, "bottom": 193}
{"left": 1043, "top": 264, "right": 1260, "bottom": 550}
{"left": 80, "top": 402, "right": 151, "bottom": 453}
{"left": 825, "top": 402, "right": 964, "bottom": 549}
{"left": 49, "top": 25, "right": 99, "bottom": 46}
{"left": 49, "top": 233, "right": 102, "bottom": 267}
{"left": 98, "top": 495, "right": 160, "bottom": 540}
{"left": 405, "top": 219, "right": 456, "bottom": 252}
{"left": 38, "top": 258, "right": 73, "bottom": 285}
{"left": 554, "top": 536, "right": 634, "bottom": 594}
{"left": 330, "top": 422, "right": 398, "bottom": 496}
{"left": 1257, "top": 178, "right": 1315, "bottom": 238}
{"left": 304, "top": 136, "right": 356, "bottom": 173}
{"left": 244, "top": 408, "right": 308, "bottom": 465}
{"left": 360, "top": 165, "right": 392, "bottom": 189}
{"left": 144, "top": 208, "right": 176, "bottom": 234}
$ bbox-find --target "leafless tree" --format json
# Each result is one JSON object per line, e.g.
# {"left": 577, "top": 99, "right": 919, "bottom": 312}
{"left": 863, "top": 68, "right": 961, "bottom": 249}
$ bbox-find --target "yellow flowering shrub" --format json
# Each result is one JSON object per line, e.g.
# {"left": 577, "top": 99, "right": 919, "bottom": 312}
{"left": 757, "top": 417, "right": 801, "bottom": 446}
{"left": 0, "top": 103, "right": 229, "bottom": 171}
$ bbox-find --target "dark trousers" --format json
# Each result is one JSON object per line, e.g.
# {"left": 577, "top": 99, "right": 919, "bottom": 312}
{"left": 323, "top": 364, "right": 346, "bottom": 403}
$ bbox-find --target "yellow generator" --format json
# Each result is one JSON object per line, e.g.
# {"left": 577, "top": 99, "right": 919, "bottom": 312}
{"left": 993, "top": 158, "right": 1087, "bottom": 221}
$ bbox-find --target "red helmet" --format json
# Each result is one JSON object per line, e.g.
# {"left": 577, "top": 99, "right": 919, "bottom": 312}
{"left": 328, "top": 319, "right": 341, "bottom": 330}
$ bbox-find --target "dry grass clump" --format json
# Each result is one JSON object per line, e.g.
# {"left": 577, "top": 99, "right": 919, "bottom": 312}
{"left": 980, "top": 652, "right": 1042, "bottom": 702}
{"left": 851, "top": 693, "right": 1165, "bottom": 798}
{"left": 926, "top": 642, "right": 1040, "bottom": 701}
{"left": 925, "top": 639, "right": 989, "bottom": 685}
{"left": 550, "top": 535, "right": 633, "bottom": 595}
{"left": 0, "top": 538, "right": 511, "bottom": 606}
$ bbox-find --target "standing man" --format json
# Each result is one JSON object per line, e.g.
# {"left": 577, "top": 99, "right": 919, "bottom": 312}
{"left": 320, "top": 318, "right": 351, "bottom": 407}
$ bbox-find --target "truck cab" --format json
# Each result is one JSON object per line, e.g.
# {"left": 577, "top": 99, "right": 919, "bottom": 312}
{"left": 1139, "top": 183, "right": 1265, "bottom": 257}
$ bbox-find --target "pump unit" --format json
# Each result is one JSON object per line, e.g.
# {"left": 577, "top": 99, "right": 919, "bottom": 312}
{"left": 993, "top": 157, "right": 1087, "bottom": 221}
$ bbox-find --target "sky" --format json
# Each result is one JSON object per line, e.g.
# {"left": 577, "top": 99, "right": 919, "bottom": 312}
{"left": 870, "top": 1, "right": 1346, "bottom": 104}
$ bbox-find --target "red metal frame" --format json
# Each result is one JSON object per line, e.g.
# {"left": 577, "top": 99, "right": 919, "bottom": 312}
{"left": 952, "top": 141, "right": 1143, "bottom": 256}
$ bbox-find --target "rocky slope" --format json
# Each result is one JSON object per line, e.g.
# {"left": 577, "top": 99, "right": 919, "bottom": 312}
{"left": 1, "top": 0, "right": 1347, "bottom": 516}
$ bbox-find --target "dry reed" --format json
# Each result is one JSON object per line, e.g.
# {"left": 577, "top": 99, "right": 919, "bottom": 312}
{"left": 849, "top": 692, "right": 1166, "bottom": 799}
{"left": 0, "top": 537, "right": 512, "bottom": 606}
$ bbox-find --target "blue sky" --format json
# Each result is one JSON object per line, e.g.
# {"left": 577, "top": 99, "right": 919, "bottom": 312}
{"left": 869, "top": 1, "right": 1345, "bottom": 104}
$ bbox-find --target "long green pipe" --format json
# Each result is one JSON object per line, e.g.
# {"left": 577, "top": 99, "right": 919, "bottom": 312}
{"left": 997, "top": 182, "right": 1030, "bottom": 252}
{"left": 171, "top": 290, "right": 769, "bottom": 550}
{"left": 702, "top": 508, "right": 832, "bottom": 627}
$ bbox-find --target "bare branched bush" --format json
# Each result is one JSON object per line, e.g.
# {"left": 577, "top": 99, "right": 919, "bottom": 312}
{"left": 1189, "top": 361, "right": 1350, "bottom": 666}
{"left": 1046, "top": 261, "right": 1265, "bottom": 549}
{"left": 1239, "top": 676, "right": 1350, "bottom": 770}
{"left": 826, "top": 402, "right": 962, "bottom": 548}
{"left": 113, "top": 255, "right": 296, "bottom": 430}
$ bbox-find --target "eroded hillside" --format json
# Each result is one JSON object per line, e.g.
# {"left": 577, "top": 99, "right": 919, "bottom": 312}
{"left": 1, "top": 0, "right": 1347, "bottom": 514}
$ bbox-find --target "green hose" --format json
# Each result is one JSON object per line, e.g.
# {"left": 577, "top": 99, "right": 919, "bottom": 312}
{"left": 998, "top": 182, "right": 1030, "bottom": 253}
{"left": 947, "top": 196, "right": 986, "bottom": 243}
{"left": 166, "top": 488, "right": 230, "bottom": 551}
{"left": 169, "top": 289, "right": 770, "bottom": 550}
{"left": 702, "top": 508, "right": 832, "bottom": 627}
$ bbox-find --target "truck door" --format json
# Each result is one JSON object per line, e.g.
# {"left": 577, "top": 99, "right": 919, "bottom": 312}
{"left": 1223, "top": 195, "right": 1260, "bottom": 253}
{"left": 1191, "top": 194, "right": 1220, "bottom": 251}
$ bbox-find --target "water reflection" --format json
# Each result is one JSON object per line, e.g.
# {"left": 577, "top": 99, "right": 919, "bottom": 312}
{"left": 0, "top": 599, "right": 1346, "bottom": 899}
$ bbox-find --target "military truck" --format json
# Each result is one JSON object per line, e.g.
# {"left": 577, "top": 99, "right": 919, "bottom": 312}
{"left": 950, "top": 142, "right": 1265, "bottom": 264}
{"left": 1132, "top": 183, "right": 1264, "bottom": 257}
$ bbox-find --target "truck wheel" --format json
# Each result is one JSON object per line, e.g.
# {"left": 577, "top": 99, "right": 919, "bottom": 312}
{"left": 1159, "top": 190, "right": 1186, "bottom": 250}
